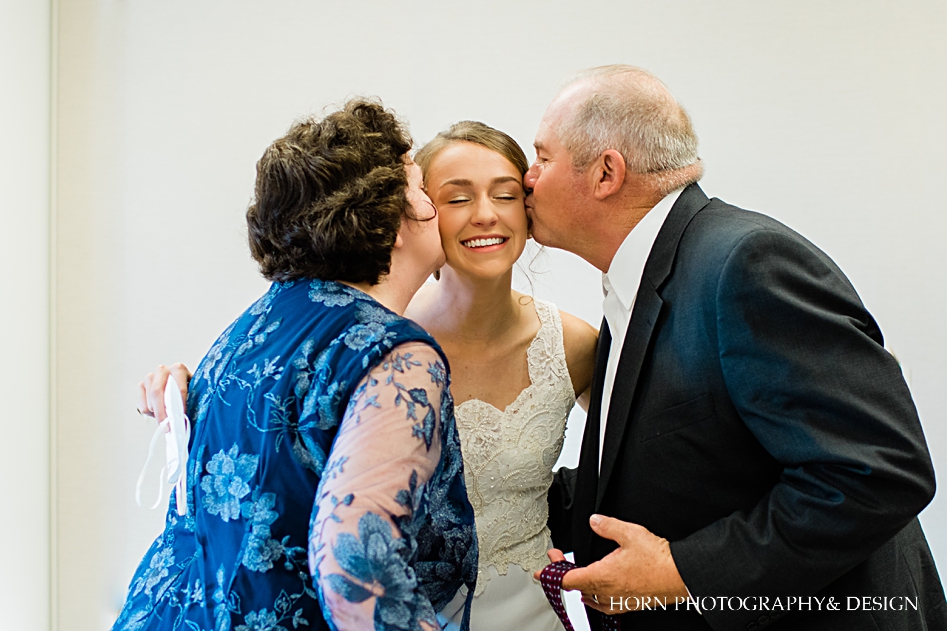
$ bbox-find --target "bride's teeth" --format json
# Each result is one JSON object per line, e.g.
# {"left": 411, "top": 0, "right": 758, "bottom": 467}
{"left": 463, "top": 237, "right": 505, "bottom": 248}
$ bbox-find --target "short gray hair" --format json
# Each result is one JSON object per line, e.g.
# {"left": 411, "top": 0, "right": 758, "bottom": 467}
{"left": 557, "top": 65, "right": 700, "bottom": 178}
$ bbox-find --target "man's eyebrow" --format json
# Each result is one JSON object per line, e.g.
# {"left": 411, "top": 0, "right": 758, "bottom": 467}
{"left": 533, "top": 141, "right": 545, "bottom": 152}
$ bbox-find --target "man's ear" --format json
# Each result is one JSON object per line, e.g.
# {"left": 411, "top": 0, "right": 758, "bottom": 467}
{"left": 592, "top": 149, "right": 626, "bottom": 200}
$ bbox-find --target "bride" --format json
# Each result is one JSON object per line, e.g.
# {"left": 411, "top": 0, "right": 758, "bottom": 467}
{"left": 408, "top": 121, "right": 596, "bottom": 629}
{"left": 139, "top": 120, "right": 597, "bottom": 630}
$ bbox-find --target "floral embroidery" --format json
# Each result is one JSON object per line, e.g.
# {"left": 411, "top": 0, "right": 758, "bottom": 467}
{"left": 379, "top": 353, "right": 439, "bottom": 449}
{"left": 308, "top": 280, "right": 364, "bottom": 307}
{"left": 115, "top": 608, "right": 149, "bottom": 631}
{"left": 213, "top": 564, "right": 240, "bottom": 631}
{"left": 344, "top": 322, "right": 387, "bottom": 351}
{"left": 133, "top": 546, "right": 175, "bottom": 597}
{"left": 247, "top": 357, "right": 284, "bottom": 386}
{"left": 186, "top": 579, "right": 204, "bottom": 606}
{"left": 326, "top": 513, "right": 437, "bottom": 631}
{"left": 201, "top": 336, "right": 228, "bottom": 383}
{"left": 236, "top": 313, "right": 282, "bottom": 357}
{"left": 426, "top": 361, "right": 446, "bottom": 387}
{"left": 314, "top": 382, "right": 344, "bottom": 431}
{"left": 355, "top": 300, "right": 399, "bottom": 325}
{"left": 240, "top": 490, "right": 308, "bottom": 575}
{"left": 241, "top": 491, "right": 280, "bottom": 572}
{"left": 201, "top": 445, "right": 259, "bottom": 522}
{"left": 234, "top": 608, "right": 278, "bottom": 631}
{"left": 291, "top": 340, "right": 319, "bottom": 399}
{"left": 111, "top": 280, "right": 474, "bottom": 631}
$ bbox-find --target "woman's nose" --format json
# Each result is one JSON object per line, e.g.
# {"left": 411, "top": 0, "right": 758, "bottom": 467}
{"left": 471, "top": 197, "right": 498, "bottom": 226}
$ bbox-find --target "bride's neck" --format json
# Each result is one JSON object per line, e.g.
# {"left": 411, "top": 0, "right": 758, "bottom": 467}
{"left": 429, "top": 267, "right": 520, "bottom": 341}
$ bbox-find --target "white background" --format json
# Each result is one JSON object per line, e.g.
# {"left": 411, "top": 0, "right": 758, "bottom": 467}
{"left": 3, "top": 1, "right": 946, "bottom": 629}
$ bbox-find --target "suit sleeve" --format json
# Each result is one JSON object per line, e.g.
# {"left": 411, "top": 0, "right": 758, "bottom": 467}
{"left": 669, "top": 227, "right": 935, "bottom": 630}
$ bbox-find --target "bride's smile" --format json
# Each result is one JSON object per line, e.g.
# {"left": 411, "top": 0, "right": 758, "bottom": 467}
{"left": 460, "top": 235, "right": 509, "bottom": 250}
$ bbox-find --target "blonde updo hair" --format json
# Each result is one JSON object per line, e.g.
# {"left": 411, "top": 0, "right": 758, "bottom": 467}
{"left": 414, "top": 120, "right": 529, "bottom": 179}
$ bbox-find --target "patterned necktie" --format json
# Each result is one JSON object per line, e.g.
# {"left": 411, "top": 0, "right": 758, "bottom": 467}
{"left": 539, "top": 560, "right": 622, "bottom": 631}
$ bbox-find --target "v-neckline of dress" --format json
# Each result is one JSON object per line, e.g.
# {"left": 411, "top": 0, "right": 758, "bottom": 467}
{"left": 454, "top": 301, "right": 547, "bottom": 416}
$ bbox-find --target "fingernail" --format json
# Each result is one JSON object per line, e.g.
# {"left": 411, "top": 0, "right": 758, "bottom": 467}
{"left": 590, "top": 514, "right": 602, "bottom": 526}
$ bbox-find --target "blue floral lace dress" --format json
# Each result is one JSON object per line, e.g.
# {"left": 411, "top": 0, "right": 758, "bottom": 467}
{"left": 113, "top": 280, "right": 478, "bottom": 631}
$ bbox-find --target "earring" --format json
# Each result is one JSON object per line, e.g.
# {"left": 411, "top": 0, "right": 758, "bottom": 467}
{"left": 433, "top": 269, "right": 441, "bottom": 281}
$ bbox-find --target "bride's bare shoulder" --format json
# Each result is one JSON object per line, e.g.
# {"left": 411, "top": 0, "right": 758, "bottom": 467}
{"left": 558, "top": 309, "right": 598, "bottom": 397}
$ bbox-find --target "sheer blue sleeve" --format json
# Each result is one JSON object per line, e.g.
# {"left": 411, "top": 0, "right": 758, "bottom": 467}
{"left": 308, "top": 342, "right": 458, "bottom": 631}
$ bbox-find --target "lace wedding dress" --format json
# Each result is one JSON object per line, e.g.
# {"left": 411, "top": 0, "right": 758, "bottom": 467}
{"left": 439, "top": 299, "right": 576, "bottom": 630}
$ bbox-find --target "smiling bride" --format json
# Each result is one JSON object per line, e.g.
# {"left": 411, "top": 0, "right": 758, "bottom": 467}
{"left": 409, "top": 121, "right": 597, "bottom": 630}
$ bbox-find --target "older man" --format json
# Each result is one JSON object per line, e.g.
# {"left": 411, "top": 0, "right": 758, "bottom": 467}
{"left": 533, "top": 65, "right": 946, "bottom": 630}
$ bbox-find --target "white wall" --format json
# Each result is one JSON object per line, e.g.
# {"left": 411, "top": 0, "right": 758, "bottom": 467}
{"left": 22, "top": 0, "right": 947, "bottom": 629}
{"left": 0, "top": 0, "right": 51, "bottom": 629}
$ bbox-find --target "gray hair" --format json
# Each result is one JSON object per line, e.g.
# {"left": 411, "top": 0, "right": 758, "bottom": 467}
{"left": 556, "top": 65, "right": 701, "bottom": 183}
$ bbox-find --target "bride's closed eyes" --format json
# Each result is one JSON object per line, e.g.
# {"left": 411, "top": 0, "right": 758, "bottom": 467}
{"left": 442, "top": 190, "right": 522, "bottom": 206}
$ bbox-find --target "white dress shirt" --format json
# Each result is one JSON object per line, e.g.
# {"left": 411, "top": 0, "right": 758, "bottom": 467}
{"left": 599, "top": 188, "right": 684, "bottom": 471}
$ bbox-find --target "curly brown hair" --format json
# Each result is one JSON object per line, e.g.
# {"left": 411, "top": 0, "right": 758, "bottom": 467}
{"left": 246, "top": 99, "right": 414, "bottom": 284}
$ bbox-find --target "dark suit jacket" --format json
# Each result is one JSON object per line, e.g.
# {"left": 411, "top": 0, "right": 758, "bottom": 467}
{"left": 548, "top": 184, "right": 946, "bottom": 630}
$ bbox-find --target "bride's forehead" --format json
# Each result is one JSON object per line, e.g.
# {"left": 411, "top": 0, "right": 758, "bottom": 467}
{"left": 429, "top": 143, "right": 522, "bottom": 180}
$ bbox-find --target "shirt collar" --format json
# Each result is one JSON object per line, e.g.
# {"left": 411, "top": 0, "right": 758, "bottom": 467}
{"left": 603, "top": 188, "right": 684, "bottom": 308}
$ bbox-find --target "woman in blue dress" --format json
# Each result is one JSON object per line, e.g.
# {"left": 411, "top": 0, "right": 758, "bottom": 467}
{"left": 115, "top": 100, "right": 478, "bottom": 631}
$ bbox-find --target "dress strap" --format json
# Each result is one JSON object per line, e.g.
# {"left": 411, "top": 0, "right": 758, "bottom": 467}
{"left": 527, "top": 299, "right": 573, "bottom": 391}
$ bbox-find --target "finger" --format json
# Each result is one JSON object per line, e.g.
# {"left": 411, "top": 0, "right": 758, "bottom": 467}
{"left": 589, "top": 514, "right": 636, "bottom": 547}
{"left": 582, "top": 593, "right": 627, "bottom": 614}
{"left": 146, "top": 366, "right": 171, "bottom": 423}
{"left": 169, "top": 363, "right": 192, "bottom": 409}
{"left": 136, "top": 382, "right": 155, "bottom": 418}
{"left": 581, "top": 595, "right": 616, "bottom": 614}
{"left": 560, "top": 565, "right": 598, "bottom": 593}
{"left": 533, "top": 548, "right": 569, "bottom": 580}
{"left": 546, "top": 548, "right": 567, "bottom": 563}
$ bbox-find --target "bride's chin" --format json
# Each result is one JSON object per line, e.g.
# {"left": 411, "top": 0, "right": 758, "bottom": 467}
{"left": 450, "top": 264, "right": 515, "bottom": 283}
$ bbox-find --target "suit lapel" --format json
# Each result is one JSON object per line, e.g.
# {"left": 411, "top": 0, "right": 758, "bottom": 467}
{"left": 594, "top": 183, "right": 711, "bottom": 511}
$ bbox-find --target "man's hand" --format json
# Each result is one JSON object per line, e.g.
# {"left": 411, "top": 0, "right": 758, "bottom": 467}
{"left": 535, "top": 515, "right": 689, "bottom": 615}
{"left": 137, "top": 363, "right": 192, "bottom": 423}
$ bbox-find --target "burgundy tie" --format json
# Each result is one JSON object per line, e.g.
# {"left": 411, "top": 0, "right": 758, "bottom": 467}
{"left": 539, "top": 560, "right": 622, "bottom": 631}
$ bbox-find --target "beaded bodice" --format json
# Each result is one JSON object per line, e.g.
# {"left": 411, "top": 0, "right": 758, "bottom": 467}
{"left": 454, "top": 299, "right": 576, "bottom": 595}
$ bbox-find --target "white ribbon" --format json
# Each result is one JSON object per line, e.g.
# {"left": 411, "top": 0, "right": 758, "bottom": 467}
{"left": 135, "top": 378, "right": 191, "bottom": 516}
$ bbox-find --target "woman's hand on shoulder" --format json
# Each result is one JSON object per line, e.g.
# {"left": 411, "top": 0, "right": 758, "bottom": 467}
{"left": 137, "top": 363, "right": 191, "bottom": 423}
{"left": 560, "top": 311, "right": 598, "bottom": 411}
